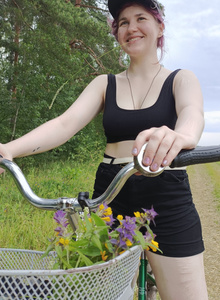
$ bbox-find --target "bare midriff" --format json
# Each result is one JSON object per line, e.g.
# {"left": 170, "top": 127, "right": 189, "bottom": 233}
{"left": 105, "top": 140, "right": 135, "bottom": 158}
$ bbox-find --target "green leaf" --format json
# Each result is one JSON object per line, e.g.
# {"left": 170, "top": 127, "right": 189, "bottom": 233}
{"left": 134, "top": 230, "right": 147, "bottom": 249}
{"left": 83, "top": 211, "right": 93, "bottom": 231}
{"left": 77, "top": 250, "right": 94, "bottom": 266}
{"left": 91, "top": 234, "right": 103, "bottom": 251}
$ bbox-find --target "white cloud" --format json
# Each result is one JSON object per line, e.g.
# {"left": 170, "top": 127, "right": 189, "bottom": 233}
{"left": 163, "top": 0, "right": 220, "bottom": 116}
{"left": 199, "top": 132, "right": 220, "bottom": 146}
{"left": 205, "top": 111, "right": 220, "bottom": 124}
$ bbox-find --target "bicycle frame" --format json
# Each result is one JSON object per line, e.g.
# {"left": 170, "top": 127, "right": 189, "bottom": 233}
{"left": 1, "top": 144, "right": 220, "bottom": 300}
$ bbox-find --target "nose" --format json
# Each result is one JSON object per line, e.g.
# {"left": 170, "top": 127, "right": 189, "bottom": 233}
{"left": 127, "top": 20, "right": 138, "bottom": 33}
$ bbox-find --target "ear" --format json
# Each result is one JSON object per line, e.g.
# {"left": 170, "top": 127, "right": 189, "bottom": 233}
{"left": 158, "top": 22, "right": 165, "bottom": 38}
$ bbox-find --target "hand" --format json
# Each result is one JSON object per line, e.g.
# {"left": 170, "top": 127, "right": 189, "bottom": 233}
{"left": 132, "top": 126, "right": 193, "bottom": 171}
{"left": 0, "top": 143, "right": 13, "bottom": 174}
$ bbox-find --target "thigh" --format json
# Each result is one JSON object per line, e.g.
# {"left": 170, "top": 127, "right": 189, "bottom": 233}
{"left": 146, "top": 251, "right": 208, "bottom": 300}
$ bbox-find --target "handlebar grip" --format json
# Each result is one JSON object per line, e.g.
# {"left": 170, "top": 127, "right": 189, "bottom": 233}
{"left": 170, "top": 145, "right": 220, "bottom": 168}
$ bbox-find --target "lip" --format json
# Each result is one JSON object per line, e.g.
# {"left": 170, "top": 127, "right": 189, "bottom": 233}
{"left": 126, "top": 36, "right": 144, "bottom": 43}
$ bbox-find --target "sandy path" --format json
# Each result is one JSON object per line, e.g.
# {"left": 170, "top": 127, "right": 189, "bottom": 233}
{"left": 188, "top": 165, "right": 220, "bottom": 300}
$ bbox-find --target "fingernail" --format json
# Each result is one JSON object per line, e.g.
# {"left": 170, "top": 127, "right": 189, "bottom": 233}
{"left": 163, "top": 159, "right": 168, "bottom": 165}
{"left": 143, "top": 157, "right": 150, "bottom": 165}
{"left": 132, "top": 148, "right": 138, "bottom": 155}
{"left": 152, "top": 163, "right": 158, "bottom": 170}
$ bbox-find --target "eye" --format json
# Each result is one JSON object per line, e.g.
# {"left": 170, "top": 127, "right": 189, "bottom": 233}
{"left": 119, "top": 20, "right": 129, "bottom": 27}
{"left": 138, "top": 17, "right": 146, "bottom": 21}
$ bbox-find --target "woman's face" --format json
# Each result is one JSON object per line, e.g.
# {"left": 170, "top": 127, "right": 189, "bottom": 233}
{"left": 117, "top": 5, "right": 164, "bottom": 57}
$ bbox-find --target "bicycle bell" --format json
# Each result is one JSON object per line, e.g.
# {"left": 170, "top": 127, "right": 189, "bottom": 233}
{"left": 134, "top": 143, "right": 165, "bottom": 177}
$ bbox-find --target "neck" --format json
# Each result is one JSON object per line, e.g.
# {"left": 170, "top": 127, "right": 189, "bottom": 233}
{"left": 127, "top": 59, "right": 160, "bottom": 78}
{"left": 127, "top": 50, "right": 160, "bottom": 74}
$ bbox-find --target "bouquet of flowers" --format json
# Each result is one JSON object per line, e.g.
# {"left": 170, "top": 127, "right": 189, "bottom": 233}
{"left": 44, "top": 203, "right": 159, "bottom": 270}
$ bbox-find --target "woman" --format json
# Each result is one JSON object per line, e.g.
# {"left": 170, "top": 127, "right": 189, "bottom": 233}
{"left": 0, "top": 0, "right": 208, "bottom": 299}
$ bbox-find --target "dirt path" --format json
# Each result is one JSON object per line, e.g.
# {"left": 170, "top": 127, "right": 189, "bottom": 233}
{"left": 188, "top": 165, "right": 220, "bottom": 300}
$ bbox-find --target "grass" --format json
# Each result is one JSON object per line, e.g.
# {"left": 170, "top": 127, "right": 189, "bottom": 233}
{"left": 0, "top": 155, "right": 101, "bottom": 250}
{"left": 203, "top": 162, "right": 220, "bottom": 210}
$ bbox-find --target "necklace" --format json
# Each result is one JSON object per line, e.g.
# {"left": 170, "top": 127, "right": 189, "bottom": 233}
{"left": 126, "top": 65, "right": 162, "bottom": 109}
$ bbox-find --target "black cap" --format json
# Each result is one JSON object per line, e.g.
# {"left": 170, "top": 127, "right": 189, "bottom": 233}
{"left": 108, "top": 0, "right": 161, "bottom": 19}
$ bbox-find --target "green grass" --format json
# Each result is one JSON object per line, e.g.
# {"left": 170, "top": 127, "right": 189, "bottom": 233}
{"left": 204, "top": 162, "right": 220, "bottom": 210}
{"left": 0, "top": 155, "right": 101, "bottom": 251}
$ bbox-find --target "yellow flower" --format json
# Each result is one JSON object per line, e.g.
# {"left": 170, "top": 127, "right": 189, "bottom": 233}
{"left": 100, "top": 250, "right": 108, "bottom": 261}
{"left": 58, "top": 238, "right": 69, "bottom": 246}
{"left": 99, "top": 204, "right": 105, "bottom": 210}
{"left": 117, "top": 215, "right": 123, "bottom": 224}
{"left": 103, "top": 207, "right": 112, "bottom": 216}
{"left": 102, "top": 216, "right": 111, "bottom": 222}
{"left": 119, "top": 250, "right": 126, "bottom": 255}
{"left": 150, "top": 240, "right": 159, "bottom": 252}
{"left": 134, "top": 212, "right": 141, "bottom": 218}
{"left": 125, "top": 239, "right": 133, "bottom": 247}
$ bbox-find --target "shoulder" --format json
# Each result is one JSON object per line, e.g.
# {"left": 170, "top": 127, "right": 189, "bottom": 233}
{"left": 84, "top": 74, "right": 109, "bottom": 98}
{"left": 90, "top": 74, "right": 108, "bottom": 86}
{"left": 172, "top": 69, "right": 203, "bottom": 110}
{"left": 173, "top": 69, "right": 200, "bottom": 88}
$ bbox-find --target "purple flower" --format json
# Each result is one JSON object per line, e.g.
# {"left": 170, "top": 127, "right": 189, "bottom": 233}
{"left": 53, "top": 210, "right": 69, "bottom": 228}
{"left": 142, "top": 206, "right": 158, "bottom": 226}
{"left": 54, "top": 226, "right": 64, "bottom": 236}
{"left": 116, "top": 216, "right": 137, "bottom": 245}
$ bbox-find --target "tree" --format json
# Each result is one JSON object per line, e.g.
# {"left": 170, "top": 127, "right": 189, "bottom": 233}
{"left": 0, "top": 0, "right": 123, "bottom": 161}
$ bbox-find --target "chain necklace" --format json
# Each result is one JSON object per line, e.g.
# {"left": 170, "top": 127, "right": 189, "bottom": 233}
{"left": 126, "top": 65, "right": 162, "bottom": 109}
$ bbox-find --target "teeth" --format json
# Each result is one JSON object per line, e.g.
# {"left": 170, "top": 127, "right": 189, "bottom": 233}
{"left": 128, "top": 37, "right": 141, "bottom": 42}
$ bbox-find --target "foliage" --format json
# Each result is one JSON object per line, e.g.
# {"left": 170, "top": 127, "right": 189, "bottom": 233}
{"left": 0, "top": 156, "right": 101, "bottom": 250}
{"left": 0, "top": 0, "right": 122, "bottom": 162}
{"left": 44, "top": 204, "right": 160, "bottom": 269}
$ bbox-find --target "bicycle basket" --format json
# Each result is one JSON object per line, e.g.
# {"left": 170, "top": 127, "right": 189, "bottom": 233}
{"left": 0, "top": 245, "right": 141, "bottom": 300}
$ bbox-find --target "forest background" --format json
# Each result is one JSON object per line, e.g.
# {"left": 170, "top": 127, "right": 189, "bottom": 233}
{"left": 0, "top": 0, "right": 124, "bottom": 167}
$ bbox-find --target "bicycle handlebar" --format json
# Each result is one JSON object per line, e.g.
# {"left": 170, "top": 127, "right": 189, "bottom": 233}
{"left": 1, "top": 145, "right": 220, "bottom": 230}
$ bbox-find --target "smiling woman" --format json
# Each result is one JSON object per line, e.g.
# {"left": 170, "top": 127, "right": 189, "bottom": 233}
{"left": 0, "top": 0, "right": 208, "bottom": 299}
{"left": 116, "top": 6, "right": 164, "bottom": 60}
{"left": 110, "top": 0, "right": 165, "bottom": 58}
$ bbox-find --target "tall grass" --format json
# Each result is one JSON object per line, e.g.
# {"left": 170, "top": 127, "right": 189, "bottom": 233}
{"left": 0, "top": 154, "right": 101, "bottom": 251}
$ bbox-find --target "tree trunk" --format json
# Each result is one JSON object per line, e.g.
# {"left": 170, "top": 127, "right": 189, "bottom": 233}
{"left": 10, "top": 8, "right": 20, "bottom": 141}
{"left": 75, "top": 0, "right": 82, "bottom": 8}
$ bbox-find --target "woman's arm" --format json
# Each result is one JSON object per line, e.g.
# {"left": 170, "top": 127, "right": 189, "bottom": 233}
{"left": 132, "top": 69, "right": 205, "bottom": 171}
{"left": 0, "top": 75, "right": 107, "bottom": 160}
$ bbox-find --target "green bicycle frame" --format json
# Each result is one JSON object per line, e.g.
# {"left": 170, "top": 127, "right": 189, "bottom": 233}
{"left": 138, "top": 251, "right": 157, "bottom": 300}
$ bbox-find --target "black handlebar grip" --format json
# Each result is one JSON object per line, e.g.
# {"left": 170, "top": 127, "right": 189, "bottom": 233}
{"left": 170, "top": 145, "right": 220, "bottom": 168}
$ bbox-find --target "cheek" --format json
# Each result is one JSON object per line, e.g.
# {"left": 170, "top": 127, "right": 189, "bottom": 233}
{"left": 117, "top": 30, "right": 124, "bottom": 44}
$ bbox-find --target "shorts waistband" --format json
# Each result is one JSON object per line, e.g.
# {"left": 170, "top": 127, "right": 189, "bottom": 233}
{"left": 102, "top": 157, "right": 186, "bottom": 170}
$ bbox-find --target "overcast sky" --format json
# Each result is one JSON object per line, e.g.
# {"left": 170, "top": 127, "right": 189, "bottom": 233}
{"left": 161, "top": 0, "right": 220, "bottom": 145}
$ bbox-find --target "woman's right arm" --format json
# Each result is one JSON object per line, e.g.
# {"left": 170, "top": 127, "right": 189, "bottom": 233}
{"left": 0, "top": 75, "right": 107, "bottom": 161}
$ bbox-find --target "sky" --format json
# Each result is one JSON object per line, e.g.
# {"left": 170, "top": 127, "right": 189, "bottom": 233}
{"left": 161, "top": 0, "right": 220, "bottom": 146}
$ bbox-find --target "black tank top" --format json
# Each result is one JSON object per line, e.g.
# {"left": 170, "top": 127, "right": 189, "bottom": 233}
{"left": 103, "top": 70, "right": 180, "bottom": 143}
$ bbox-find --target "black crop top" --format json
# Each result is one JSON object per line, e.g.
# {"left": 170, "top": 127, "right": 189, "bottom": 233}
{"left": 103, "top": 70, "right": 180, "bottom": 143}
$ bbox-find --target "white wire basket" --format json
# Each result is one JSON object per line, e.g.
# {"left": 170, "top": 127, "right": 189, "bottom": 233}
{"left": 0, "top": 245, "right": 141, "bottom": 300}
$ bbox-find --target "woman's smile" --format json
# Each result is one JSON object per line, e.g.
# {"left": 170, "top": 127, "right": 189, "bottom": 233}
{"left": 126, "top": 36, "right": 144, "bottom": 43}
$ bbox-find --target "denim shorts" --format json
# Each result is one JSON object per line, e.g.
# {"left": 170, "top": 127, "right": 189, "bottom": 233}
{"left": 92, "top": 163, "right": 205, "bottom": 257}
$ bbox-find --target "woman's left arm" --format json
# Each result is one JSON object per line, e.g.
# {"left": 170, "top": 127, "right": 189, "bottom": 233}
{"left": 133, "top": 69, "right": 205, "bottom": 171}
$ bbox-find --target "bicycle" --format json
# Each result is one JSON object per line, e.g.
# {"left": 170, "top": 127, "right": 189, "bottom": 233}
{"left": 0, "top": 144, "right": 220, "bottom": 300}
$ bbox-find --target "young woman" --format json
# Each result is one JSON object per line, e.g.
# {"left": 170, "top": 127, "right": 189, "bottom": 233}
{"left": 0, "top": 1, "right": 208, "bottom": 299}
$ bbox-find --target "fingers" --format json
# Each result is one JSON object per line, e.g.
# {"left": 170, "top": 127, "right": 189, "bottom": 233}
{"left": 132, "top": 127, "right": 183, "bottom": 171}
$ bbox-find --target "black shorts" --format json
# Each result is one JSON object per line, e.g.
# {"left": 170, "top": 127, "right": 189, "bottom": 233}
{"left": 92, "top": 163, "right": 205, "bottom": 257}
